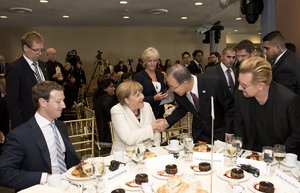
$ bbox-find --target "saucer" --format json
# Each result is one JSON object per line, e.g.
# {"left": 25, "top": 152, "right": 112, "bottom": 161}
{"left": 164, "top": 145, "right": 184, "bottom": 152}
{"left": 281, "top": 160, "right": 297, "bottom": 168}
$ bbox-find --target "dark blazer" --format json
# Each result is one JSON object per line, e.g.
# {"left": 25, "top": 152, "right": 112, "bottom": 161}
{"left": 166, "top": 74, "right": 234, "bottom": 143}
{"left": 205, "top": 63, "right": 238, "bottom": 95}
{"left": 187, "top": 60, "right": 203, "bottom": 74}
{"left": 6, "top": 56, "right": 49, "bottom": 128}
{"left": 234, "top": 82, "right": 300, "bottom": 158}
{"left": 273, "top": 49, "right": 300, "bottom": 95}
{"left": 94, "top": 94, "right": 117, "bottom": 142}
{"left": 134, "top": 70, "right": 168, "bottom": 118}
{"left": 0, "top": 117, "right": 79, "bottom": 190}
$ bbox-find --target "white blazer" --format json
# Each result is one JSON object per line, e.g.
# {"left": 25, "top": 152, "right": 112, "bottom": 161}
{"left": 110, "top": 102, "right": 158, "bottom": 153}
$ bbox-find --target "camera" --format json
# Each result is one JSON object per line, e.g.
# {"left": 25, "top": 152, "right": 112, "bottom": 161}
{"left": 65, "top": 49, "right": 80, "bottom": 67}
{"left": 96, "top": 50, "right": 103, "bottom": 61}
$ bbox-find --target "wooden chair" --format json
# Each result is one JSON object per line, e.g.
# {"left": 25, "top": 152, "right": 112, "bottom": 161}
{"left": 64, "top": 117, "right": 95, "bottom": 157}
{"left": 85, "top": 96, "right": 94, "bottom": 109}
{"left": 163, "top": 112, "right": 192, "bottom": 143}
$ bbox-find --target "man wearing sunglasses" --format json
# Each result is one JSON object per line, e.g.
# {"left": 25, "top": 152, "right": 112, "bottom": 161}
{"left": 6, "top": 31, "right": 49, "bottom": 129}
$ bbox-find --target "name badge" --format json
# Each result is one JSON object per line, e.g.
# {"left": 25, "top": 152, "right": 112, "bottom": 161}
{"left": 193, "top": 152, "right": 224, "bottom": 166}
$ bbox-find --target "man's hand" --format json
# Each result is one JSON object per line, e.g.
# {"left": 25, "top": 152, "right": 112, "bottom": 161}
{"left": 152, "top": 119, "right": 169, "bottom": 132}
{"left": 0, "top": 131, "right": 5, "bottom": 144}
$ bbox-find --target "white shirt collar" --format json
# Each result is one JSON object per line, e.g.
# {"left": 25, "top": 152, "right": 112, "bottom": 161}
{"left": 274, "top": 49, "right": 287, "bottom": 64}
{"left": 220, "top": 62, "right": 231, "bottom": 72}
{"left": 190, "top": 75, "right": 198, "bottom": 97}
{"left": 34, "top": 112, "right": 52, "bottom": 129}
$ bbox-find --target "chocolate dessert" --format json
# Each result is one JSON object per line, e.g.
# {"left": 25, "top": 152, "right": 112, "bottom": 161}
{"left": 198, "top": 162, "right": 211, "bottom": 172}
{"left": 165, "top": 164, "right": 178, "bottom": 175}
{"left": 111, "top": 188, "right": 125, "bottom": 193}
{"left": 230, "top": 168, "right": 244, "bottom": 179}
{"left": 135, "top": 173, "right": 149, "bottom": 185}
{"left": 258, "top": 181, "right": 275, "bottom": 193}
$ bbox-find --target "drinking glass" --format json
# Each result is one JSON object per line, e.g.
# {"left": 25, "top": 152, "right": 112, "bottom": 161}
{"left": 262, "top": 146, "right": 274, "bottom": 176}
{"left": 93, "top": 158, "right": 105, "bottom": 193}
{"left": 81, "top": 154, "right": 94, "bottom": 162}
{"left": 136, "top": 144, "right": 146, "bottom": 171}
{"left": 226, "top": 142, "right": 237, "bottom": 166}
{"left": 125, "top": 145, "right": 136, "bottom": 167}
{"left": 273, "top": 144, "right": 286, "bottom": 169}
{"left": 180, "top": 133, "right": 191, "bottom": 158}
{"left": 232, "top": 136, "right": 243, "bottom": 160}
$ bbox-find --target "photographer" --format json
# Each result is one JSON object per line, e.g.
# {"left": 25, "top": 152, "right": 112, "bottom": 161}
{"left": 65, "top": 49, "right": 80, "bottom": 69}
{"left": 74, "top": 61, "right": 86, "bottom": 88}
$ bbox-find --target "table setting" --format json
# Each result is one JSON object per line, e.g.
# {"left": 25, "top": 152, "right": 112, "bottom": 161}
{"left": 18, "top": 137, "right": 300, "bottom": 193}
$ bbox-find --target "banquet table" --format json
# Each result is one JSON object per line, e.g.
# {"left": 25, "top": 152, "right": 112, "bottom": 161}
{"left": 18, "top": 144, "right": 300, "bottom": 193}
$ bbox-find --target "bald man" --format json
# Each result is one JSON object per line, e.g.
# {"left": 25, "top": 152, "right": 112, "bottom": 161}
{"left": 46, "top": 48, "right": 65, "bottom": 85}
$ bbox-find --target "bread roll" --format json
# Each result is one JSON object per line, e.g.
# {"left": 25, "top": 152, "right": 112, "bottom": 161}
{"left": 167, "top": 175, "right": 182, "bottom": 189}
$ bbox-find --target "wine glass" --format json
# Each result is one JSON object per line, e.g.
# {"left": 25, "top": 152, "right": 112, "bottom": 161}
{"left": 273, "top": 144, "right": 286, "bottom": 169}
{"left": 81, "top": 154, "right": 94, "bottom": 162}
{"left": 125, "top": 145, "right": 136, "bottom": 167}
{"left": 226, "top": 142, "right": 237, "bottom": 166}
{"left": 232, "top": 136, "right": 243, "bottom": 158}
{"left": 136, "top": 144, "right": 146, "bottom": 171}
{"left": 93, "top": 158, "right": 105, "bottom": 193}
{"left": 262, "top": 146, "right": 274, "bottom": 176}
{"left": 180, "top": 133, "right": 191, "bottom": 158}
{"left": 183, "top": 137, "right": 194, "bottom": 162}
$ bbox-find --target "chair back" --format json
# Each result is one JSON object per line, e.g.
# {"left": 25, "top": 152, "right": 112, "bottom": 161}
{"left": 64, "top": 117, "right": 95, "bottom": 157}
{"left": 85, "top": 96, "right": 94, "bottom": 109}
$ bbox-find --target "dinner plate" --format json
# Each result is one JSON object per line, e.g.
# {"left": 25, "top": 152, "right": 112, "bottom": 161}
{"left": 291, "top": 167, "right": 300, "bottom": 179}
{"left": 247, "top": 179, "right": 283, "bottom": 193}
{"left": 217, "top": 168, "right": 249, "bottom": 182}
{"left": 164, "top": 145, "right": 184, "bottom": 152}
{"left": 190, "top": 165, "right": 215, "bottom": 175}
{"left": 65, "top": 166, "right": 95, "bottom": 181}
{"left": 152, "top": 169, "right": 183, "bottom": 180}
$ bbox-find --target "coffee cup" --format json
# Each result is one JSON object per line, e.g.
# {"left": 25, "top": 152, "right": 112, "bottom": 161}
{"left": 113, "top": 151, "right": 125, "bottom": 162}
{"left": 48, "top": 174, "right": 64, "bottom": 189}
{"left": 168, "top": 139, "right": 180, "bottom": 150}
{"left": 285, "top": 153, "right": 297, "bottom": 167}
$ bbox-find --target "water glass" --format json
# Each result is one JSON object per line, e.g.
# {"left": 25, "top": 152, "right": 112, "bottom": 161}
{"left": 262, "top": 146, "right": 274, "bottom": 176}
{"left": 273, "top": 144, "right": 286, "bottom": 169}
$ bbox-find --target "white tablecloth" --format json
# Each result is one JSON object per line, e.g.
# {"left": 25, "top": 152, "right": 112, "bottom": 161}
{"left": 19, "top": 145, "right": 299, "bottom": 193}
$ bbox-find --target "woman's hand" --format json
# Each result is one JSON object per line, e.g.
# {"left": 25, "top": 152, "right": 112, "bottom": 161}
{"left": 153, "top": 92, "right": 169, "bottom": 101}
{"left": 151, "top": 119, "right": 169, "bottom": 132}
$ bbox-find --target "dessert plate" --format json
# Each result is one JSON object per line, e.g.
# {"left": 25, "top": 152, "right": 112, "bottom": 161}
{"left": 247, "top": 179, "right": 285, "bottom": 193}
{"left": 217, "top": 168, "right": 249, "bottom": 182}
{"left": 190, "top": 165, "right": 215, "bottom": 175}
{"left": 65, "top": 166, "right": 95, "bottom": 181}
{"left": 152, "top": 169, "right": 183, "bottom": 180}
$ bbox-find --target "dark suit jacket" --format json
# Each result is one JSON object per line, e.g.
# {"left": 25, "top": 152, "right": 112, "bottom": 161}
{"left": 6, "top": 56, "right": 49, "bottom": 128}
{"left": 205, "top": 63, "right": 238, "bottom": 95}
{"left": 0, "top": 117, "right": 79, "bottom": 190}
{"left": 166, "top": 74, "right": 234, "bottom": 143}
{"left": 234, "top": 81, "right": 300, "bottom": 158}
{"left": 94, "top": 94, "right": 117, "bottom": 142}
{"left": 273, "top": 49, "right": 300, "bottom": 95}
{"left": 187, "top": 60, "right": 203, "bottom": 74}
{"left": 134, "top": 70, "right": 168, "bottom": 118}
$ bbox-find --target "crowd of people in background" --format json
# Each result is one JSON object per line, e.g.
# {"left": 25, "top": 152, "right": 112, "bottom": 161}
{"left": 0, "top": 30, "right": 300, "bottom": 190}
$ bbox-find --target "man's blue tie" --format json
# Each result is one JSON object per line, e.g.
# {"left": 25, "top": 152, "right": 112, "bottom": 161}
{"left": 50, "top": 123, "right": 67, "bottom": 174}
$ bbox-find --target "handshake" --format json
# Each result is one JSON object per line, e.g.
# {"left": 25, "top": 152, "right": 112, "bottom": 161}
{"left": 152, "top": 119, "right": 169, "bottom": 132}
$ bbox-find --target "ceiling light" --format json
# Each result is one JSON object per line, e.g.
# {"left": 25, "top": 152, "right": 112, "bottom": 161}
{"left": 258, "top": 32, "right": 261, "bottom": 35}
{"left": 9, "top": 7, "right": 33, "bottom": 14}
{"left": 234, "top": 29, "right": 239, "bottom": 32}
{"left": 120, "top": 1, "right": 128, "bottom": 4}
{"left": 123, "top": 16, "right": 130, "bottom": 19}
{"left": 149, "top": 9, "right": 168, "bottom": 15}
{"left": 63, "top": 15, "right": 69, "bottom": 18}
{"left": 0, "top": 16, "right": 8, "bottom": 19}
{"left": 181, "top": 16, "right": 188, "bottom": 20}
{"left": 195, "top": 2, "right": 203, "bottom": 6}
{"left": 40, "top": 0, "right": 48, "bottom": 3}
{"left": 235, "top": 17, "right": 242, "bottom": 20}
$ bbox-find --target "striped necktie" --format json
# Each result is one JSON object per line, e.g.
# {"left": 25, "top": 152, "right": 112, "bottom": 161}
{"left": 226, "top": 68, "right": 235, "bottom": 93}
{"left": 32, "top": 62, "right": 42, "bottom": 83}
{"left": 50, "top": 123, "right": 67, "bottom": 174}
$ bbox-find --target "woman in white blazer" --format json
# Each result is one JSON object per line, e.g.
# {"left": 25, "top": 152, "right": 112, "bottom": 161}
{"left": 110, "top": 81, "right": 162, "bottom": 153}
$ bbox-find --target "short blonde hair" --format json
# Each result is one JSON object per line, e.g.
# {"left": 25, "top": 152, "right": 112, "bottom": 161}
{"left": 141, "top": 47, "right": 159, "bottom": 62}
{"left": 116, "top": 81, "right": 143, "bottom": 105}
{"left": 239, "top": 56, "right": 272, "bottom": 85}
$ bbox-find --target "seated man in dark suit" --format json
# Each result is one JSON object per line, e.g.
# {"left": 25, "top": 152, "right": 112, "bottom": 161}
{"left": 234, "top": 56, "right": 300, "bottom": 158}
{"left": 156, "top": 64, "right": 234, "bottom": 143}
{"left": 0, "top": 81, "right": 79, "bottom": 190}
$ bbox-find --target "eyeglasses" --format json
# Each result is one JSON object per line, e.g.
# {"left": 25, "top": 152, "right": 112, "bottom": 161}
{"left": 170, "top": 82, "right": 183, "bottom": 91}
{"left": 239, "top": 82, "right": 254, "bottom": 90}
{"left": 26, "top": 44, "right": 45, "bottom": 53}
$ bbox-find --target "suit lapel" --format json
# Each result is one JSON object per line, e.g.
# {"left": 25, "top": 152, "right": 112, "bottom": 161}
{"left": 19, "top": 57, "right": 38, "bottom": 84}
{"left": 28, "top": 118, "right": 51, "bottom": 169}
{"left": 39, "top": 61, "right": 49, "bottom": 80}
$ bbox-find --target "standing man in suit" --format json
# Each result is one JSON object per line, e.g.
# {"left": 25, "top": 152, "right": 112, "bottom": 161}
{"left": 234, "top": 56, "right": 300, "bottom": 157}
{"left": 157, "top": 64, "right": 234, "bottom": 143}
{"left": 6, "top": 31, "right": 49, "bottom": 129}
{"left": 263, "top": 30, "right": 300, "bottom": 95}
{"left": 0, "top": 81, "right": 79, "bottom": 190}
{"left": 205, "top": 47, "right": 237, "bottom": 94}
{"left": 188, "top": 49, "right": 204, "bottom": 74}
{"left": 181, "top": 51, "right": 191, "bottom": 67}
{"left": 235, "top": 39, "right": 256, "bottom": 70}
